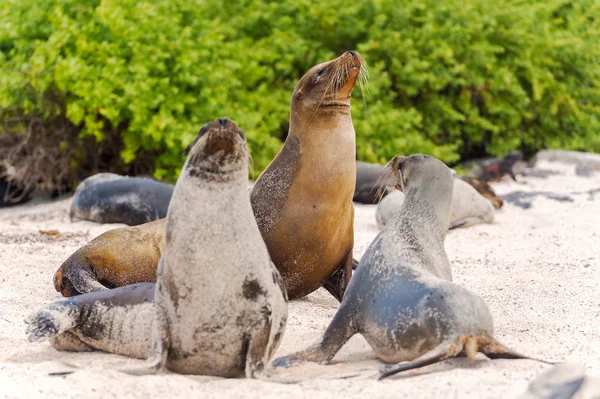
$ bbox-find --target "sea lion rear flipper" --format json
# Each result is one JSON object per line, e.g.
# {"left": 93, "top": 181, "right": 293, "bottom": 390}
{"left": 479, "top": 338, "right": 555, "bottom": 365}
{"left": 25, "top": 301, "right": 79, "bottom": 342}
{"left": 378, "top": 338, "right": 466, "bottom": 380}
{"left": 322, "top": 253, "right": 353, "bottom": 302}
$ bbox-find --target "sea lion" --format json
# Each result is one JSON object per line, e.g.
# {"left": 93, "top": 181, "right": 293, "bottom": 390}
{"left": 375, "top": 177, "right": 495, "bottom": 230}
{"left": 53, "top": 218, "right": 165, "bottom": 297}
{"left": 26, "top": 118, "right": 288, "bottom": 378}
{"left": 250, "top": 50, "right": 365, "bottom": 301}
{"left": 70, "top": 173, "right": 174, "bottom": 225}
{"left": 272, "top": 154, "right": 548, "bottom": 378}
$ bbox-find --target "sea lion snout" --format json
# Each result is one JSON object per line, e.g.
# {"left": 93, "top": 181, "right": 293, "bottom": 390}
{"left": 185, "top": 119, "right": 248, "bottom": 176}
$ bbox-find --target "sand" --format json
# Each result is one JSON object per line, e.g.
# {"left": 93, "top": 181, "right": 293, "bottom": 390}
{"left": 0, "top": 160, "right": 599, "bottom": 398}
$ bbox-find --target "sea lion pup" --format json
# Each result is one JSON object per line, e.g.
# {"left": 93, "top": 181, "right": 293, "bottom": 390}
{"left": 26, "top": 118, "right": 288, "bottom": 378}
{"left": 250, "top": 50, "right": 366, "bottom": 301}
{"left": 53, "top": 218, "right": 165, "bottom": 297}
{"left": 70, "top": 173, "right": 174, "bottom": 226}
{"left": 272, "top": 154, "right": 548, "bottom": 378}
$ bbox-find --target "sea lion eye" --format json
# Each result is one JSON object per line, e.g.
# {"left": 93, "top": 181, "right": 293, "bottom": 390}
{"left": 316, "top": 67, "right": 327, "bottom": 77}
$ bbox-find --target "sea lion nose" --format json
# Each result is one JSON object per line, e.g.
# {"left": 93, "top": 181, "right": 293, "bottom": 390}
{"left": 348, "top": 50, "right": 356, "bottom": 57}
{"left": 218, "top": 118, "right": 229, "bottom": 126}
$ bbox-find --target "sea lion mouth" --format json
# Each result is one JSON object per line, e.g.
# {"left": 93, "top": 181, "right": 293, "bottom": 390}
{"left": 185, "top": 118, "right": 248, "bottom": 180}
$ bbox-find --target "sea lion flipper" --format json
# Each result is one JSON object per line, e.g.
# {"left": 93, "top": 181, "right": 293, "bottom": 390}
{"left": 244, "top": 320, "right": 273, "bottom": 378}
{"left": 322, "top": 253, "right": 353, "bottom": 302}
{"left": 25, "top": 302, "right": 79, "bottom": 342}
{"left": 272, "top": 304, "right": 356, "bottom": 368}
{"left": 378, "top": 338, "right": 463, "bottom": 380}
{"left": 58, "top": 255, "right": 110, "bottom": 296}
{"left": 480, "top": 338, "right": 555, "bottom": 365}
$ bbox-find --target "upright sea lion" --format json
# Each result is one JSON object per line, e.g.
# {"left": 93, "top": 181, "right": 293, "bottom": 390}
{"left": 272, "top": 154, "right": 548, "bottom": 378}
{"left": 250, "top": 50, "right": 365, "bottom": 301}
{"left": 70, "top": 173, "right": 174, "bottom": 226}
{"left": 375, "top": 177, "right": 495, "bottom": 230}
{"left": 26, "top": 118, "right": 288, "bottom": 378}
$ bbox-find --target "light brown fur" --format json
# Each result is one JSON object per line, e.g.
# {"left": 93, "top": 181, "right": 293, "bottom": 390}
{"left": 53, "top": 219, "right": 165, "bottom": 296}
{"left": 251, "top": 51, "right": 364, "bottom": 300}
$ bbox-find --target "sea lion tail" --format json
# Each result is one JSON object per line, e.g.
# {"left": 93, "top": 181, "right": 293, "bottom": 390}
{"left": 479, "top": 337, "right": 556, "bottom": 365}
{"left": 24, "top": 301, "right": 79, "bottom": 342}
{"left": 378, "top": 338, "right": 464, "bottom": 380}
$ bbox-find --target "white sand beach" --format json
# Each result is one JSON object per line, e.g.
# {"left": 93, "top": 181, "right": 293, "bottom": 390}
{"left": 0, "top": 160, "right": 598, "bottom": 398}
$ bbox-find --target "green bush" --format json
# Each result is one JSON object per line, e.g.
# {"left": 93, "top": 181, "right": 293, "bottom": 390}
{"left": 1, "top": 0, "right": 598, "bottom": 185}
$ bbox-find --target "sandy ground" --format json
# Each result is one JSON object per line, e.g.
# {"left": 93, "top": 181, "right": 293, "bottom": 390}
{"left": 0, "top": 160, "right": 599, "bottom": 398}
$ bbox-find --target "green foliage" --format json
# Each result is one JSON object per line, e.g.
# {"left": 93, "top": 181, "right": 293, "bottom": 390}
{"left": 1, "top": 0, "right": 599, "bottom": 183}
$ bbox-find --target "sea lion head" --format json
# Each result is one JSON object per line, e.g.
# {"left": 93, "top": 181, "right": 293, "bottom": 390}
{"left": 184, "top": 118, "right": 248, "bottom": 181}
{"left": 291, "top": 50, "right": 365, "bottom": 116}
{"left": 391, "top": 154, "right": 454, "bottom": 229}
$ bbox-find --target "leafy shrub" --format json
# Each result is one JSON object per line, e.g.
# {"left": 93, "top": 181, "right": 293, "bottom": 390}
{"left": 1, "top": 0, "right": 598, "bottom": 187}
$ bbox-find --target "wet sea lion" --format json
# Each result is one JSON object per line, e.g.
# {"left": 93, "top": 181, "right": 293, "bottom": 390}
{"left": 70, "top": 173, "right": 174, "bottom": 226}
{"left": 53, "top": 218, "right": 165, "bottom": 297}
{"left": 272, "top": 154, "right": 548, "bottom": 378}
{"left": 26, "top": 118, "right": 288, "bottom": 378}
{"left": 375, "top": 177, "right": 495, "bottom": 230}
{"left": 250, "top": 50, "right": 366, "bottom": 301}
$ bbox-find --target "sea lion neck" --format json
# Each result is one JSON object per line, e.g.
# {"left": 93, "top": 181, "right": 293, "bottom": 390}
{"left": 401, "top": 175, "right": 453, "bottom": 239}
{"left": 288, "top": 108, "right": 355, "bottom": 148}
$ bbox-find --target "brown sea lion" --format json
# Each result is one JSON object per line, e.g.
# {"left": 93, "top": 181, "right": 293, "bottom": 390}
{"left": 272, "top": 154, "right": 551, "bottom": 378}
{"left": 53, "top": 218, "right": 165, "bottom": 297}
{"left": 27, "top": 118, "right": 288, "bottom": 378}
{"left": 250, "top": 50, "right": 365, "bottom": 301}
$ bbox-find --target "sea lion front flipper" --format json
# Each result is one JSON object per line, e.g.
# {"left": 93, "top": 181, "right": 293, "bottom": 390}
{"left": 244, "top": 316, "right": 273, "bottom": 378}
{"left": 272, "top": 303, "right": 356, "bottom": 368}
{"left": 322, "top": 252, "right": 353, "bottom": 302}
{"left": 57, "top": 255, "right": 110, "bottom": 296}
